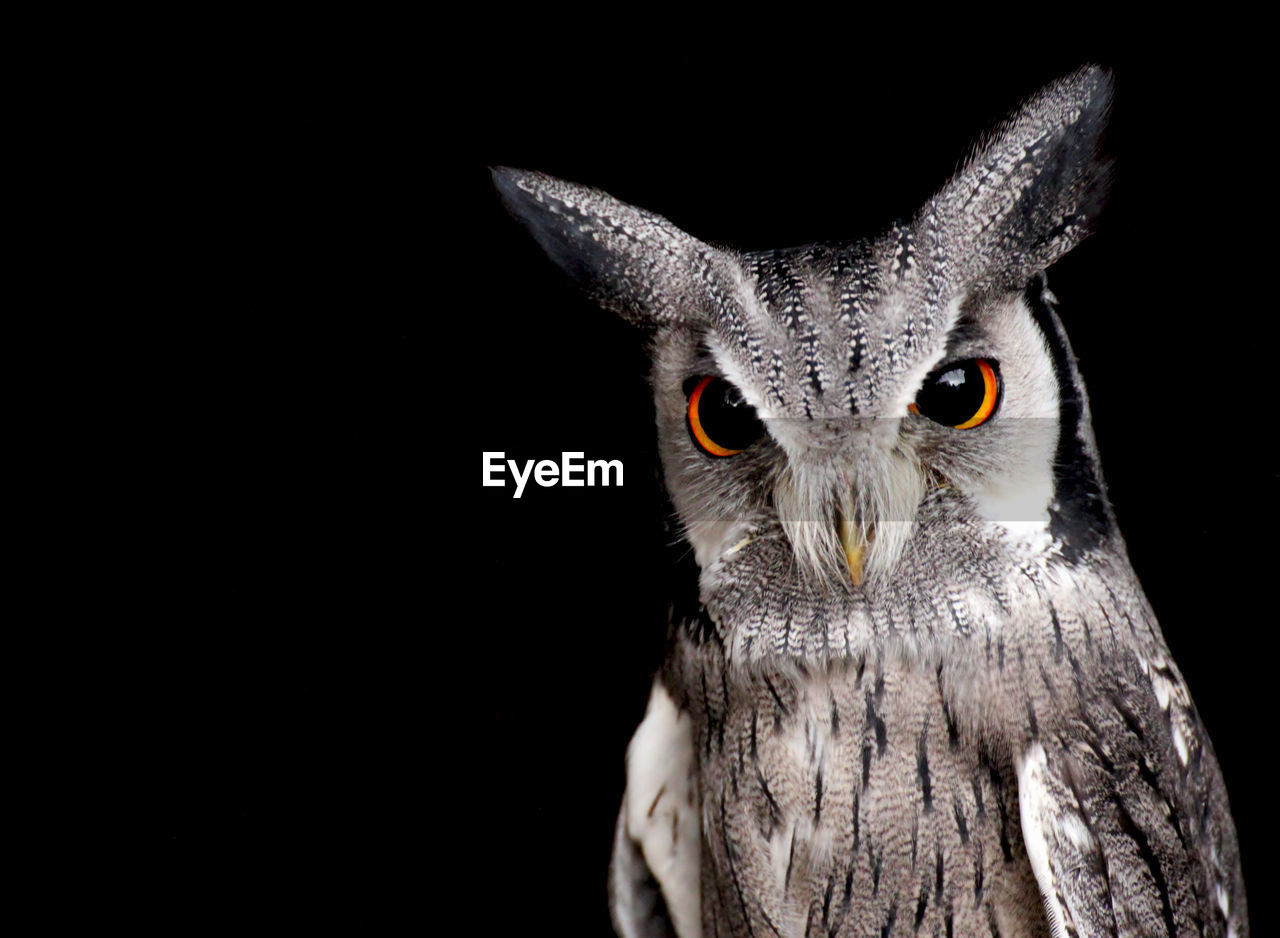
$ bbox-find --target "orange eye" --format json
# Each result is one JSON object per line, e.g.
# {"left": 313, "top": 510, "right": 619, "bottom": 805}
{"left": 686, "top": 376, "right": 764, "bottom": 457}
{"left": 910, "top": 358, "right": 1001, "bottom": 429}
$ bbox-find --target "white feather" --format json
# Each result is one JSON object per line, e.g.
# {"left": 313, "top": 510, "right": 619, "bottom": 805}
{"left": 623, "top": 682, "right": 703, "bottom": 938}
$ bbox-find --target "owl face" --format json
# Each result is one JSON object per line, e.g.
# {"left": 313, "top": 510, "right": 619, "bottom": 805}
{"left": 646, "top": 244, "right": 1068, "bottom": 587}
{"left": 496, "top": 66, "right": 1113, "bottom": 600}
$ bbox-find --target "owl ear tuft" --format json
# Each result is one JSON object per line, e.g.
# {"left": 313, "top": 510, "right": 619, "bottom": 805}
{"left": 923, "top": 65, "right": 1114, "bottom": 290}
{"left": 493, "top": 167, "right": 718, "bottom": 327}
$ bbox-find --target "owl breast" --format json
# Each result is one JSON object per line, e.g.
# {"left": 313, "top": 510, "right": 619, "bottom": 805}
{"left": 663, "top": 632, "right": 1049, "bottom": 938}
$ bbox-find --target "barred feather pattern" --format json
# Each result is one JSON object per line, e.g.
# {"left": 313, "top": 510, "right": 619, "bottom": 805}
{"left": 661, "top": 520, "right": 1245, "bottom": 937}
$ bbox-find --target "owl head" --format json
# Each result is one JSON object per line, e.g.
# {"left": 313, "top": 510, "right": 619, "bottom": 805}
{"left": 495, "top": 67, "right": 1115, "bottom": 611}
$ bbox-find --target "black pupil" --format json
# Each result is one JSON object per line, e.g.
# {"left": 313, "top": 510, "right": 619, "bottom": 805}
{"left": 698, "top": 378, "right": 762, "bottom": 450}
{"left": 914, "top": 360, "right": 989, "bottom": 427}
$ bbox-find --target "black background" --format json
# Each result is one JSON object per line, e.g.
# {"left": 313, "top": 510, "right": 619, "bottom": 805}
{"left": 153, "top": 26, "right": 1274, "bottom": 933}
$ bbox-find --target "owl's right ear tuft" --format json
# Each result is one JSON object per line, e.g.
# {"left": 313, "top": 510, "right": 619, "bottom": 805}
{"left": 492, "top": 167, "right": 717, "bottom": 328}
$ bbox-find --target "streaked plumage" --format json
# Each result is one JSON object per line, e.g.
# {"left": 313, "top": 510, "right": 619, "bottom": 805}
{"left": 495, "top": 66, "right": 1247, "bottom": 938}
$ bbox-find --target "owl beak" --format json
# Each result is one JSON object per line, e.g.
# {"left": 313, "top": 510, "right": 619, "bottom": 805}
{"left": 839, "top": 517, "right": 870, "bottom": 587}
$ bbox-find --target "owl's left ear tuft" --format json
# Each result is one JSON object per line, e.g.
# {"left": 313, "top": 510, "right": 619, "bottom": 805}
{"left": 492, "top": 167, "right": 720, "bottom": 328}
{"left": 923, "top": 65, "right": 1114, "bottom": 291}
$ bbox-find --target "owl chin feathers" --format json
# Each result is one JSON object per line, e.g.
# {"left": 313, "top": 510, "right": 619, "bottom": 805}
{"left": 773, "top": 442, "right": 929, "bottom": 590}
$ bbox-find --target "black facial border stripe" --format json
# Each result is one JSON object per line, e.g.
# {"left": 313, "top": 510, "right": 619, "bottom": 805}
{"left": 1023, "top": 277, "right": 1112, "bottom": 562}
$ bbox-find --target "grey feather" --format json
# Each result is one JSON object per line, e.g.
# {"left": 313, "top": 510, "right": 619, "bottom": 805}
{"left": 492, "top": 167, "right": 733, "bottom": 327}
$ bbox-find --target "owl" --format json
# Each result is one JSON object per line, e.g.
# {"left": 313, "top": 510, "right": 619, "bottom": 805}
{"left": 495, "top": 67, "right": 1247, "bottom": 938}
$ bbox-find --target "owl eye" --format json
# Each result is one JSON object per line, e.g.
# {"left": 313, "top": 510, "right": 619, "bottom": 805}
{"left": 686, "top": 375, "right": 764, "bottom": 457}
{"left": 909, "top": 358, "right": 1001, "bottom": 429}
